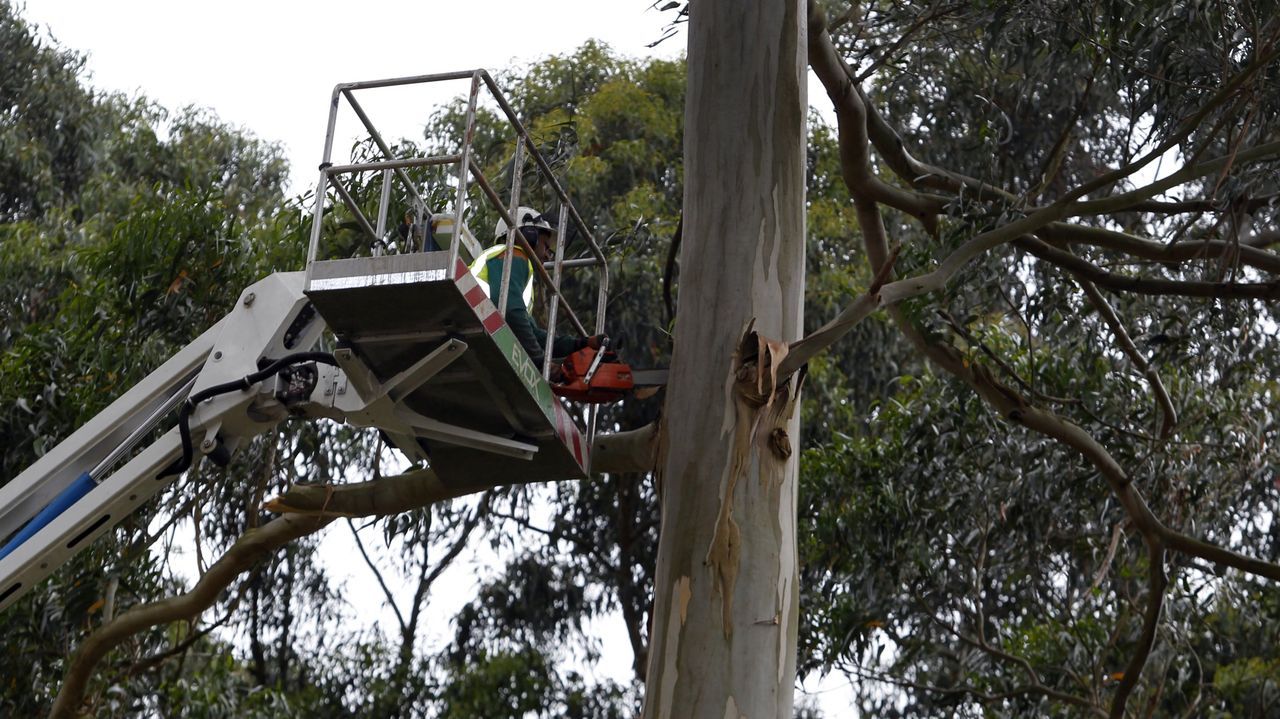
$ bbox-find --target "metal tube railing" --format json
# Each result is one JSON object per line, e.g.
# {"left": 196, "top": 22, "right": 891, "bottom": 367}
{"left": 449, "top": 72, "right": 482, "bottom": 269}
{"left": 341, "top": 90, "right": 431, "bottom": 215}
{"left": 306, "top": 87, "right": 344, "bottom": 267}
{"left": 334, "top": 70, "right": 477, "bottom": 92}
{"left": 497, "top": 142, "right": 526, "bottom": 316}
{"left": 478, "top": 71, "right": 609, "bottom": 337}
{"left": 310, "top": 69, "right": 607, "bottom": 343}
{"left": 375, "top": 169, "right": 391, "bottom": 240}
{"left": 542, "top": 257, "right": 600, "bottom": 270}
{"left": 542, "top": 205, "right": 569, "bottom": 379}
{"left": 324, "top": 154, "right": 461, "bottom": 175}
{"left": 469, "top": 160, "right": 588, "bottom": 336}
{"left": 479, "top": 71, "right": 608, "bottom": 267}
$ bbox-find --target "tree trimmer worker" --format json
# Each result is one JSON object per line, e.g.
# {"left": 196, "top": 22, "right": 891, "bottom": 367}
{"left": 471, "top": 206, "right": 602, "bottom": 370}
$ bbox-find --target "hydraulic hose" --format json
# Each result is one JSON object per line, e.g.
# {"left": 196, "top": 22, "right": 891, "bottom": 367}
{"left": 160, "top": 351, "right": 339, "bottom": 478}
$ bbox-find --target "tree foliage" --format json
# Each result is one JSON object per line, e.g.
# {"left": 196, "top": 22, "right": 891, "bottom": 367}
{"left": 791, "top": 0, "right": 1280, "bottom": 716}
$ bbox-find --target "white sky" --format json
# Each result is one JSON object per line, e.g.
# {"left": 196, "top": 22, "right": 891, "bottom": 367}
{"left": 23, "top": 0, "right": 686, "bottom": 193}
{"left": 23, "top": 0, "right": 856, "bottom": 713}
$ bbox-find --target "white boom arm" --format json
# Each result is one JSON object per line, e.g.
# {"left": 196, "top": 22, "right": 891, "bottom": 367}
{"left": 0, "top": 270, "right": 526, "bottom": 613}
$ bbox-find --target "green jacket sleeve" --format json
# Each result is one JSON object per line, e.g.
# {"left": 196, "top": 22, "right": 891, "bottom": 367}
{"left": 488, "top": 254, "right": 584, "bottom": 366}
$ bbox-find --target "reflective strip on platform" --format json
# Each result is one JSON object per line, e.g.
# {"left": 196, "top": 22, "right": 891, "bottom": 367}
{"left": 455, "top": 263, "right": 590, "bottom": 472}
{"left": 308, "top": 269, "right": 447, "bottom": 291}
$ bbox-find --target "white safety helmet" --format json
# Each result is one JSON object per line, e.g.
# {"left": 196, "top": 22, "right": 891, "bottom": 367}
{"left": 494, "top": 206, "right": 554, "bottom": 240}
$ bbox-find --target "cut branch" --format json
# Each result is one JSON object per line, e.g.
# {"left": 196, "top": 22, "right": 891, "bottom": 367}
{"left": 591, "top": 422, "right": 660, "bottom": 475}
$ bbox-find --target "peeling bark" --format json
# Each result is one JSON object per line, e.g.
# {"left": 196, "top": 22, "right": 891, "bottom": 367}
{"left": 641, "top": 0, "right": 806, "bottom": 714}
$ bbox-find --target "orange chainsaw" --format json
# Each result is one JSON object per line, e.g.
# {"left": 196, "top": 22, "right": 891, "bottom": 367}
{"left": 552, "top": 338, "right": 667, "bottom": 404}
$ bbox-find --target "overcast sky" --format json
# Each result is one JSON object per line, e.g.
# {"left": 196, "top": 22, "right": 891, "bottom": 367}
{"left": 24, "top": 0, "right": 685, "bottom": 193}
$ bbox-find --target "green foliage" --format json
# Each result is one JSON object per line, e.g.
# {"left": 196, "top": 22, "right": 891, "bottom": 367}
{"left": 794, "top": 1, "right": 1280, "bottom": 715}
{"left": 0, "top": 4, "right": 339, "bottom": 715}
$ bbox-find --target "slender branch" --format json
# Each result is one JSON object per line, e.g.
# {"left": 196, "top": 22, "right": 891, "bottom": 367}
{"left": 1029, "top": 60, "right": 1100, "bottom": 202}
{"left": 854, "top": 3, "right": 966, "bottom": 83}
{"left": 124, "top": 592, "right": 243, "bottom": 678}
{"left": 1062, "top": 38, "right": 1280, "bottom": 204}
{"left": 1129, "top": 193, "right": 1278, "bottom": 214}
{"left": 50, "top": 514, "right": 332, "bottom": 719}
{"left": 845, "top": 663, "right": 1105, "bottom": 717}
{"left": 1110, "top": 542, "right": 1168, "bottom": 719}
{"left": 936, "top": 310, "right": 1079, "bottom": 406}
{"left": 420, "top": 500, "right": 485, "bottom": 591}
{"left": 1067, "top": 140, "right": 1280, "bottom": 218}
{"left": 347, "top": 518, "right": 408, "bottom": 634}
{"left": 1076, "top": 280, "right": 1177, "bottom": 438}
{"left": 1018, "top": 236, "right": 1280, "bottom": 299}
{"left": 1041, "top": 222, "right": 1280, "bottom": 275}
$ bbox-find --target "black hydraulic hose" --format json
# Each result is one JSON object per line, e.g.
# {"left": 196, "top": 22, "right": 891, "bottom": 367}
{"left": 160, "top": 351, "right": 339, "bottom": 478}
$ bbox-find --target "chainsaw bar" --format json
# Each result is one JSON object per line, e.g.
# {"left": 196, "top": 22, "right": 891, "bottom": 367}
{"left": 629, "top": 369, "right": 668, "bottom": 387}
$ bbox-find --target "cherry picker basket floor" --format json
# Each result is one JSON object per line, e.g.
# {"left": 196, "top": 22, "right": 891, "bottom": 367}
{"left": 305, "top": 251, "right": 589, "bottom": 484}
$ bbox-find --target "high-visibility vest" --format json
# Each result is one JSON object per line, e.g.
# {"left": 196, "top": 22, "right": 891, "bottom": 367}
{"left": 469, "top": 244, "right": 534, "bottom": 308}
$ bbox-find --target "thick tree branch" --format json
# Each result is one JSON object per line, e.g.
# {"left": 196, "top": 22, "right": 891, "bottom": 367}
{"left": 807, "top": 0, "right": 949, "bottom": 221}
{"left": 810, "top": 1, "right": 1017, "bottom": 202}
{"left": 52, "top": 423, "right": 656, "bottom": 716}
{"left": 1243, "top": 226, "right": 1280, "bottom": 248}
{"left": 812, "top": 16, "right": 1280, "bottom": 587}
{"left": 844, "top": 176, "right": 1280, "bottom": 715}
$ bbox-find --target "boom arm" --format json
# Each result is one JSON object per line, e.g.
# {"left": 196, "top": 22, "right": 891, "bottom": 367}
{"left": 0, "top": 264, "right": 557, "bottom": 613}
{"left": 0, "top": 272, "right": 324, "bottom": 611}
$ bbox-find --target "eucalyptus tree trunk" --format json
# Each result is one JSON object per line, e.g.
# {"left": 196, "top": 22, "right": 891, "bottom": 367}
{"left": 641, "top": 0, "right": 807, "bottom": 716}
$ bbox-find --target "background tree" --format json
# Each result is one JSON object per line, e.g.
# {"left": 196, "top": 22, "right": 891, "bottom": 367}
{"left": 793, "top": 1, "right": 1280, "bottom": 716}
